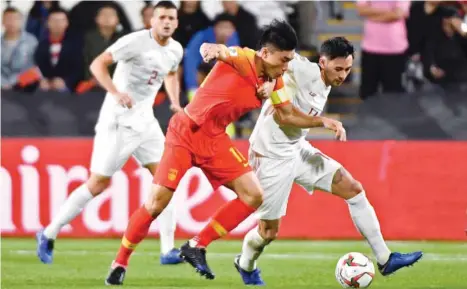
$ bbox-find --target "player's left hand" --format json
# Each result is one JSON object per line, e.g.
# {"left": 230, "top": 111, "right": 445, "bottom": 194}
{"left": 256, "top": 80, "right": 276, "bottom": 99}
{"left": 170, "top": 104, "right": 183, "bottom": 113}
{"left": 322, "top": 118, "right": 347, "bottom": 141}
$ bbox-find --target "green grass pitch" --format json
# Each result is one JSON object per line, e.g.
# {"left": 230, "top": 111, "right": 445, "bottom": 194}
{"left": 2, "top": 238, "right": 466, "bottom": 289}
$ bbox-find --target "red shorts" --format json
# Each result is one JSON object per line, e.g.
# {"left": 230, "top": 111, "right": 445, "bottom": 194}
{"left": 154, "top": 112, "right": 251, "bottom": 190}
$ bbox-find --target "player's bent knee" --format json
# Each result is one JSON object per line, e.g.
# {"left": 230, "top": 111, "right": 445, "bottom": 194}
{"left": 241, "top": 189, "right": 263, "bottom": 209}
{"left": 258, "top": 219, "right": 280, "bottom": 243}
{"left": 332, "top": 168, "right": 364, "bottom": 200}
{"left": 86, "top": 174, "right": 111, "bottom": 196}
{"left": 144, "top": 184, "right": 174, "bottom": 217}
{"left": 350, "top": 180, "right": 364, "bottom": 195}
{"left": 228, "top": 172, "right": 264, "bottom": 208}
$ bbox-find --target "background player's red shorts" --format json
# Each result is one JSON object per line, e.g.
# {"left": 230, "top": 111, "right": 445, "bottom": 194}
{"left": 154, "top": 112, "right": 251, "bottom": 190}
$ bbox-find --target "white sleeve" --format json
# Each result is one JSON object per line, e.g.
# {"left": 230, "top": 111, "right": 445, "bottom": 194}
{"left": 106, "top": 32, "right": 142, "bottom": 62}
{"left": 170, "top": 43, "right": 184, "bottom": 72}
{"left": 296, "top": 60, "right": 321, "bottom": 82}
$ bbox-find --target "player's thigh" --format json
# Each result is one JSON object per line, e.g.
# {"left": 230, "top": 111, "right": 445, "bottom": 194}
{"left": 90, "top": 123, "right": 138, "bottom": 177}
{"left": 133, "top": 121, "right": 165, "bottom": 171}
{"left": 153, "top": 142, "right": 193, "bottom": 191}
{"left": 250, "top": 151, "right": 296, "bottom": 220}
{"left": 294, "top": 144, "right": 342, "bottom": 194}
{"left": 200, "top": 137, "right": 251, "bottom": 190}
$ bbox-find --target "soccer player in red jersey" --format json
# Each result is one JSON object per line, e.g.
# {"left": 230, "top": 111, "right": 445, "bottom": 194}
{"left": 106, "top": 20, "right": 345, "bottom": 285}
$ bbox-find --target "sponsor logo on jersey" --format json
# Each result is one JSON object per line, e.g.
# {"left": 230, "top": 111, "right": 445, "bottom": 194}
{"left": 228, "top": 47, "right": 238, "bottom": 57}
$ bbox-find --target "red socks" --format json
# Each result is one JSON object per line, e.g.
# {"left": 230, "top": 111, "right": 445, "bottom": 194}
{"left": 194, "top": 198, "right": 256, "bottom": 247}
{"left": 115, "top": 206, "right": 155, "bottom": 266}
{"left": 115, "top": 198, "right": 256, "bottom": 266}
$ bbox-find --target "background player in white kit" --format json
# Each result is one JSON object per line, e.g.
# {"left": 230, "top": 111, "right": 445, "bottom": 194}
{"left": 36, "top": 1, "right": 185, "bottom": 266}
{"left": 234, "top": 37, "right": 423, "bottom": 285}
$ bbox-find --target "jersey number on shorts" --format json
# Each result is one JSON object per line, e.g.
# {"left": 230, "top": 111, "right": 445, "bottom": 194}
{"left": 147, "top": 70, "right": 158, "bottom": 85}
{"left": 230, "top": 147, "right": 249, "bottom": 167}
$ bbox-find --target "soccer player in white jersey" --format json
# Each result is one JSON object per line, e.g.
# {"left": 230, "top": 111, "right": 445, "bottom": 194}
{"left": 36, "top": 1, "right": 185, "bottom": 266}
{"left": 234, "top": 37, "right": 423, "bottom": 285}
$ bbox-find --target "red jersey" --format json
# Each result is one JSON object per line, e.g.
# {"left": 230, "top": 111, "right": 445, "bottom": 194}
{"left": 184, "top": 47, "right": 285, "bottom": 137}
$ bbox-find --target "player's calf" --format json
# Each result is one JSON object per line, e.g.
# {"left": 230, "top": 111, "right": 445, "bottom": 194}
{"left": 37, "top": 173, "right": 112, "bottom": 264}
{"left": 112, "top": 185, "right": 175, "bottom": 270}
{"left": 238, "top": 220, "right": 278, "bottom": 275}
{"left": 331, "top": 168, "right": 393, "bottom": 265}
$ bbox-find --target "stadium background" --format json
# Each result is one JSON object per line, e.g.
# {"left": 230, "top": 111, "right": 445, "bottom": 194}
{"left": 2, "top": 1, "right": 467, "bottom": 289}
{"left": 1, "top": 0, "right": 466, "bottom": 241}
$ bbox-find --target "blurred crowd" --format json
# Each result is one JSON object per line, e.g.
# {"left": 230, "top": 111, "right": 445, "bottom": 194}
{"left": 357, "top": 0, "right": 467, "bottom": 98}
{"left": 0, "top": 0, "right": 300, "bottom": 98}
{"left": 1, "top": 1, "right": 466, "bottom": 123}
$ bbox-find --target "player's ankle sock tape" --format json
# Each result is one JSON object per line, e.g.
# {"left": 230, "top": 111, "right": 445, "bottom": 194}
{"left": 115, "top": 207, "right": 155, "bottom": 266}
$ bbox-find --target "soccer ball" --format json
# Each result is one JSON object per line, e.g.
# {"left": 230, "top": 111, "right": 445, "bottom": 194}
{"left": 335, "top": 252, "right": 375, "bottom": 288}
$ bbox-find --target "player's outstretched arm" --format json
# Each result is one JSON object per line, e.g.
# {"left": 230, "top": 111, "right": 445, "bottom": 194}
{"left": 164, "top": 70, "right": 182, "bottom": 112}
{"left": 199, "top": 43, "right": 231, "bottom": 63}
{"left": 273, "top": 102, "right": 347, "bottom": 141}
{"left": 90, "top": 52, "right": 133, "bottom": 108}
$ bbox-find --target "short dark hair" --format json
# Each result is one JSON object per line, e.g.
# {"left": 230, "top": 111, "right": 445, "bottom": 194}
{"left": 48, "top": 7, "right": 68, "bottom": 18}
{"left": 213, "top": 13, "right": 236, "bottom": 26}
{"left": 320, "top": 37, "right": 354, "bottom": 60}
{"left": 154, "top": 1, "right": 177, "bottom": 10}
{"left": 3, "top": 7, "right": 21, "bottom": 16}
{"left": 258, "top": 19, "right": 297, "bottom": 51}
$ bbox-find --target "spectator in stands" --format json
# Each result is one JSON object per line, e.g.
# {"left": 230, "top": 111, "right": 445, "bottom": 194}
{"left": 173, "top": 0, "right": 211, "bottom": 48}
{"left": 141, "top": 3, "right": 153, "bottom": 30}
{"left": 221, "top": 0, "right": 259, "bottom": 49}
{"left": 457, "top": 1, "right": 467, "bottom": 57}
{"left": 1, "top": 7, "right": 38, "bottom": 90}
{"left": 35, "top": 8, "right": 82, "bottom": 92}
{"left": 67, "top": 1, "right": 131, "bottom": 38}
{"left": 183, "top": 13, "right": 239, "bottom": 100}
{"left": 357, "top": 0, "right": 410, "bottom": 99}
{"left": 408, "top": 1, "right": 467, "bottom": 91}
{"left": 83, "top": 5, "right": 127, "bottom": 81}
{"left": 26, "top": 0, "right": 61, "bottom": 40}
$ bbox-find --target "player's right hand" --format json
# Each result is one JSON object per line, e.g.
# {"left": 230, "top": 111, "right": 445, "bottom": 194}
{"left": 114, "top": 92, "right": 134, "bottom": 108}
{"left": 322, "top": 118, "right": 347, "bottom": 141}
{"left": 200, "top": 43, "right": 220, "bottom": 63}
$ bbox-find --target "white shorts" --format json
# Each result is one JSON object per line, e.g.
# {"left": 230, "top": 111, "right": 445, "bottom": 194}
{"left": 251, "top": 142, "right": 342, "bottom": 220}
{"left": 90, "top": 120, "right": 165, "bottom": 176}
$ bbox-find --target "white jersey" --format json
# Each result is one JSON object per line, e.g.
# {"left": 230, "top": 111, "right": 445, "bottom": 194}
{"left": 96, "top": 29, "right": 183, "bottom": 131}
{"left": 250, "top": 55, "right": 331, "bottom": 159}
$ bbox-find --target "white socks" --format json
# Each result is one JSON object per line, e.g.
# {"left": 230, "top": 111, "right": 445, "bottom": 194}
{"left": 239, "top": 227, "right": 269, "bottom": 271}
{"left": 346, "top": 191, "right": 391, "bottom": 265}
{"left": 43, "top": 184, "right": 93, "bottom": 239}
{"left": 157, "top": 199, "right": 177, "bottom": 254}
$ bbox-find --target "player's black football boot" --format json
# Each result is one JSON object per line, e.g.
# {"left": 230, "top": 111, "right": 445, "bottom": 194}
{"left": 105, "top": 262, "right": 126, "bottom": 286}
{"left": 180, "top": 241, "right": 215, "bottom": 280}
